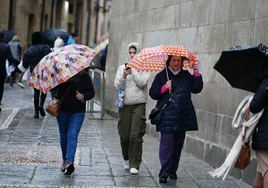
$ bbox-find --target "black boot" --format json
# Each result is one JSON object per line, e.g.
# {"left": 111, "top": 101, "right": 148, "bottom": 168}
{"left": 169, "top": 174, "right": 177, "bottom": 179}
{"left": 159, "top": 177, "right": 167, "bottom": 183}
{"left": 65, "top": 162, "right": 75, "bottom": 175}
{"left": 34, "top": 108, "right": 39, "bottom": 119}
{"left": 39, "top": 107, "right": 46, "bottom": 117}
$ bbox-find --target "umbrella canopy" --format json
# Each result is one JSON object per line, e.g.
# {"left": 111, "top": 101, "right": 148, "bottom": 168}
{"left": 29, "top": 44, "right": 99, "bottom": 93}
{"left": 214, "top": 43, "right": 268, "bottom": 93}
{"left": 127, "top": 45, "right": 199, "bottom": 72}
{"left": 42, "top": 28, "right": 69, "bottom": 47}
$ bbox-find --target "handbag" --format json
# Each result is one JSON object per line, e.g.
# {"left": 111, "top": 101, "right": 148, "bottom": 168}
{"left": 149, "top": 99, "right": 171, "bottom": 125}
{"left": 115, "top": 83, "right": 125, "bottom": 108}
{"left": 149, "top": 84, "right": 180, "bottom": 125}
{"left": 234, "top": 127, "right": 251, "bottom": 169}
{"left": 46, "top": 85, "right": 72, "bottom": 116}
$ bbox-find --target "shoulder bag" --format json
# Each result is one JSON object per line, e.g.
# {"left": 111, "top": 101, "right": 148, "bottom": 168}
{"left": 234, "top": 127, "right": 251, "bottom": 169}
{"left": 46, "top": 85, "right": 72, "bottom": 116}
{"left": 115, "top": 82, "right": 125, "bottom": 108}
{"left": 149, "top": 84, "right": 180, "bottom": 125}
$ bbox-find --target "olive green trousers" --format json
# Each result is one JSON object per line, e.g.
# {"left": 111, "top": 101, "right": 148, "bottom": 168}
{"left": 118, "top": 103, "right": 146, "bottom": 169}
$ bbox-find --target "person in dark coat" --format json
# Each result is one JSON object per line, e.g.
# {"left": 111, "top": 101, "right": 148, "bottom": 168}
{"left": 0, "top": 31, "right": 19, "bottom": 112}
{"left": 249, "top": 74, "right": 268, "bottom": 188}
{"left": 54, "top": 70, "right": 94, "bottom": 175}
{"left": 100, "top": 44, "right": 108, "bottom": 71}
{"left": 149, "top": 55, "right": 203, "bottom": 183}
{"left": 21, "top": 31, "right": 52, "bottom": 118}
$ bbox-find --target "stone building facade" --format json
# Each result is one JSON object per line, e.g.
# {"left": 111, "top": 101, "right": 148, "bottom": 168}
{"left": 105, "top": 0, "right": 268, "bottom": 185}
{"left": 0, "top": 0, "right": 112, "bottom": 49}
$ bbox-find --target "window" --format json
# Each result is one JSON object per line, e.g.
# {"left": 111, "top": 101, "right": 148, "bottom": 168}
{"left": 69, "top": 2, "right": 74, "bottom": 14}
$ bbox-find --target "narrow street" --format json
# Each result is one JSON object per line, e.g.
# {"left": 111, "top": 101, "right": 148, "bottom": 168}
{"left": 0, "top": 84, "right": 251, "bottom": 188}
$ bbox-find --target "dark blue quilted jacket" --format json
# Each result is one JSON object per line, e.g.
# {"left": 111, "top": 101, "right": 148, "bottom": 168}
{"left": 149, "top": 69, "right": 203, "bottom": 132}
{"left": 250, "top": 78, "right": 268, "bottom": 150}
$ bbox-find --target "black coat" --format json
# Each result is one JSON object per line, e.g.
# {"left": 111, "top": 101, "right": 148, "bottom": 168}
{"left": 0, "top": 41, "right": 19, "bottom": 77}
{"left": 22, "top": 44, "right": 51, "bottom": 73}
{"left": 149, "top": 69, "right": 203, "bottom": 132}
{"left": 55, "top": 72, "right": 95, "bottom": 113}
{"left": 250, "top": 78, "right": 268, "bottom": 150}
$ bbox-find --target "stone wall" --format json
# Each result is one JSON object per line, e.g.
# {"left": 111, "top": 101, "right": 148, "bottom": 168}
{"left": 105, "top": 0, "right": 268, "bottom": 185}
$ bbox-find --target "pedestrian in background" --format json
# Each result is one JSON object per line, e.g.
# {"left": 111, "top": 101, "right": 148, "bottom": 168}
{"left": 21, "top": 31, "right": 52, "bottom": 118}
{"left": 114, "top": 42, "right": 150, "bottom": 175}
{"left": 249, "top": 72, "right": 268, "bottom": 188}
{"left": 67, "top": 33, "right": 78, "bottom": 45}
{"left": 53, "top": 37, "right": 64, "bottom": 50}
{"left": 149, "top": 55, "right": 203, "bottom": 183}
{"left": 0, "top": 31, "right": 19, "bottom": 112}
{"left": 53, "top": 70, "right": 94, "bottom": 175}
{"left": 8, "top": 35, "right": 23, "bottom": 88}
{"left": 100, "top": 44, "right": 108, "bottom": 71}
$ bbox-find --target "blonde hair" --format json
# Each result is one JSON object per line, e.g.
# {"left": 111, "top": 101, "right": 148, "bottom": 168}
{"left": 12, "top": 35, "right": 20, "bottom": 42}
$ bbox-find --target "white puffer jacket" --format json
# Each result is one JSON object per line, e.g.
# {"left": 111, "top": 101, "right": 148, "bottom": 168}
{"left": 114, "top": 64, "right": 150, "bottom": 105}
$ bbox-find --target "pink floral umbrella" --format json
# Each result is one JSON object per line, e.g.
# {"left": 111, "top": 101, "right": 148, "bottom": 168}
{"left": 29, "top": 44, "right": 99, "bottom": 93}
{"left": 128, "top": 45, "right": 199, "bottom": 72}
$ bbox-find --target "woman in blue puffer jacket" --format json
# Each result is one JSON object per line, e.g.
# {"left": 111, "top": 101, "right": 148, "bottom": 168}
{"left": 149, "top": 55, "right": 203, "bottom": 183}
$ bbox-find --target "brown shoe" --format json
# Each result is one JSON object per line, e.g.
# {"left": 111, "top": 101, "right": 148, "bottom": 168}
{"left": 61, "top": 161, "right": 66, "bottom": 172}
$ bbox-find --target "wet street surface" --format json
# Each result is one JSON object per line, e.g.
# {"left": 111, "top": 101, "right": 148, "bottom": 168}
{"left": 0, "top": 84, "right": 251, "bottom": 188}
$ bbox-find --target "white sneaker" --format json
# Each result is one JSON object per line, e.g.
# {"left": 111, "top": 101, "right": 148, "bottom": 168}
{"left": 130, "top": 167, "right": 139, "bottom": 175}
{"left": 123, "top": 160, "right": 130, "bottom": 170}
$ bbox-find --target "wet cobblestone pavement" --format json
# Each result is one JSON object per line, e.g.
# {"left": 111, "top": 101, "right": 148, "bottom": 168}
{"left": 0, "top": 84, "right": 252, "bottom": 187}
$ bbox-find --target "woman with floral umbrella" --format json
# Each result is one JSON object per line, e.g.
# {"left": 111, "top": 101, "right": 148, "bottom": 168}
{"left": 30, "top": 44, "right": 97, "bottom": 175}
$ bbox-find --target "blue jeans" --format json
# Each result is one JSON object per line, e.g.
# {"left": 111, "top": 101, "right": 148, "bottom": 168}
{"left": 57, "top": 112, "right": 85, "bottom": 162}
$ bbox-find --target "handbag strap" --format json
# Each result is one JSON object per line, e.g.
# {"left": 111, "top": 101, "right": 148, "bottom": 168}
{"left": 161, "top": 83, "right": 181, "bottom": 110}
{"left": 242, "top": 127, "right": 247, "bottom": 146}
{"left": 121, "top": 83, "right": 125, "bottom": 91}
{"left": 59, "top": 84, "right": 72, "bottom": 102}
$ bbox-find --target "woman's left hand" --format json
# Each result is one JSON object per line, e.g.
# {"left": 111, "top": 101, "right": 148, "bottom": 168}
{"left": 76, "top": 91, "right": 84, "bottom": 100}
{"left": 193, "top": 63, "right": 200, "bottom": 73}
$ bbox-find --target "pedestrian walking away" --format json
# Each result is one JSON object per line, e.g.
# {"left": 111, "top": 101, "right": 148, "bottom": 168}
{"left": 20, "top": 31, "right": 52, "bottom": 118}
{"left": 114, "top": 42, "right": 150, "bottom": 175}
{"left": 0, "top": 31, "right": 19, "bottom": 112}
{"left": 53, "top": 70, "right": 94, "bottom": 175}
{"left": 8, "top": 35, "right": 23, "bottom": 88}
{"left": 149, "top": 55, "right": 203, "bottom": 183}
{"left": 248, "top": 71, "right": 268, "bottom": 188}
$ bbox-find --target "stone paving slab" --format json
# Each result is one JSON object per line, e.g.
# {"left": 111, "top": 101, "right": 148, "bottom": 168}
{"left": 0, "top": 84, "right": 253, "bottom": 188}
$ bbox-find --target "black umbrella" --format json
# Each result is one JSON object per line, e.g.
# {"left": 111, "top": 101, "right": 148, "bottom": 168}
{"left": 42, "top": 28, "right": 69, "bottom": 47}
{"left": 2, "top": 30, "right": 16, "bottom": 43}
{"left": 214, "top": 43, "right": 268, "bottom": 93}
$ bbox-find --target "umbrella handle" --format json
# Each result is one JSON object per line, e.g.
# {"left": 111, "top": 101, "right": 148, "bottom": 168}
{"left": 165, "top": 66, "right": 169, "bottom": 81}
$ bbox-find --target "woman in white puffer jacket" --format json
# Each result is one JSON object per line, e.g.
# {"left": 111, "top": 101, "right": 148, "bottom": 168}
{"left": 114, "top": 42, "right": 150, "bottom": 175}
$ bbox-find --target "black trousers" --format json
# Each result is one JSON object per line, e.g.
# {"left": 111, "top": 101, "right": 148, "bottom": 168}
{"left": 0, "top": 74, "right": 6, "bottom": 104}
{"left": 159, "top": 132, "right": 186, "bottom": 178}
{"left": 34, "top": 88, "right": 47, "bottom": 114}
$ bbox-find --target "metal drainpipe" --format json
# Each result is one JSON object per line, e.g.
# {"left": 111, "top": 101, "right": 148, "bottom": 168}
{"left": 8, "top": 0, "right": 14, "bottom": 30}
{"left": 50, "top": 0, "right": 56, "bottom": 28}
{"left": 86, "top": 0, "right": 92, "bottom": 46}
{"left": 74, "top": 0, "right": 80, "bottom": 34}
{"left": 94, "top": 0, "right": 99, "bottom": 44}
{"left": 40, "top": 0, "right": 46, "bottom": 31}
